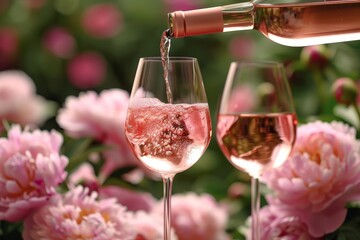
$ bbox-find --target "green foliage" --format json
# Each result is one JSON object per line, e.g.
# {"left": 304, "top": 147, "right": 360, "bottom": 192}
{"left": 325, "top": 208, "right": 360, "bottom": 240}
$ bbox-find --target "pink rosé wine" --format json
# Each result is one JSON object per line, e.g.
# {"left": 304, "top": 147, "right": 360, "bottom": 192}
{"left": 0, "top": 125, "right": 68, "bottom": 222}
{"left": 125, "top": 99, "right": 211, "bottom": 175}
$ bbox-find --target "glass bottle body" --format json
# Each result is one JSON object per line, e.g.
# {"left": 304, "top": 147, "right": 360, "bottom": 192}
{"left": 168, "top": 0, "right": 360, "bottom": 46}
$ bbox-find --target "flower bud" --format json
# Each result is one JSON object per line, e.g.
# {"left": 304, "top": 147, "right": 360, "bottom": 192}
{"left": 300, "top": 45, "right": 331, "bottom": 71}
{"left": 332, "top": 77, "right": 358, "bottom": 106}
{"left": 228, "top": 182, "right": 247, "bottom": 199}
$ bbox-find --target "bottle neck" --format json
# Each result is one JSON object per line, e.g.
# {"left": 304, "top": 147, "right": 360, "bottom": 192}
{"left": 168, "top": 2, "right": 255, "bottom": 38}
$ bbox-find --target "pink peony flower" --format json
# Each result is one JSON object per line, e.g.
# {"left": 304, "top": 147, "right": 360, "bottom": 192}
{"left": 82, "top": 3, "right": 122, "bottom": 38}
{"left": 153, "top": 192, "right": 229, "bottom": 240}
{"left": 0, "top": 125, "right": 68, "bottom": 222}
{"left": 242, "top": 201, "right": 321, "bottom": 240}
{"left": 0, "top": 70, "right": 51, "bottom": 131}
{"left": 67, "top": 51, "right": 106, "bottom": 89}
{"left": 262, "top": 121, "right": 360, "bottom": 237}
{"left": 67, "top": 163, "right": 99, "bottom": 192}
{"left": 99, "top": 186, "right": 156, "bottom": 212}
{"left": 57, "top": 89, "right": 139, "bottom": 178}
{"left": 133, "top": 210, "right": 178, "bottom": 240}
{"left": 0, "top": 27, "right": 18, "bottom": 69}
{"left": 23, "top": 186, "right": 136, "bottom": 240}
{"left": 42, "top": 26, "right": 76, "bottom": 59}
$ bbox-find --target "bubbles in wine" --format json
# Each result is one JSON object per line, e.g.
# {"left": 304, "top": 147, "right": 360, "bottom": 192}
{"left": 126, "top": 102, "right": 199, "bottom": 164}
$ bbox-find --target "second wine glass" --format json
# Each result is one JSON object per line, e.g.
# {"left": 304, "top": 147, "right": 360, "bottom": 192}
{"left": 216, "top": 60, "right": 297, "bottom": 239}
{"left": 125, "top": 57, "right": 212, "bottom": 240}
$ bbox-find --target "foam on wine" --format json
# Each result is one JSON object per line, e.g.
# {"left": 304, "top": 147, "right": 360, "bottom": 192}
{"left": 126, "top": 98, "right": 211, "bottom": 175}
{"left": 216, "top": 113, "right": 297, "bottom": 178}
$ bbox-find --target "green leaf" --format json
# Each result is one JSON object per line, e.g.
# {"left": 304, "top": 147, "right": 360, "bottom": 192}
{"left": 334, "top": 105, "right": 360, "bottom": 129}
{"left": 66, "top": 144, "right": 110, "bottom": 171}
{"left": 325, "top": 209, "right": 360, "bottom": 240}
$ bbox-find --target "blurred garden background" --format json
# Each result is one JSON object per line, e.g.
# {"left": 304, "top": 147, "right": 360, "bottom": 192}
{"left": 2, "top": 0, "right": 360, "bottom": 239}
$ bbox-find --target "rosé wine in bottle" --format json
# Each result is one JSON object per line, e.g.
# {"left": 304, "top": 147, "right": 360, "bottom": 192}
{"left": 125, "top": 99, "right": 211, "bottom": 175}
{"left": 216, "top": 112, "right": 297, "bottom": 178}
{"left": 167, "top": 0, "right": 360, "bottom": 46}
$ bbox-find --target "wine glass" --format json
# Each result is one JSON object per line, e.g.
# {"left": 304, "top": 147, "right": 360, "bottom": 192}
{"left": 125, "top": 57, "right": 212, "bottom": 240}
{"left": 216, "top": 60, "right": 297, "bottom": 239}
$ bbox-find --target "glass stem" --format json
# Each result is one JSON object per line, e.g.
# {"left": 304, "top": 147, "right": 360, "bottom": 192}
{"left": 251, "top": 177, "right": 260, "bottom": 240}
{"left": 163, "top": 174, "right": 174, "bottom": 240}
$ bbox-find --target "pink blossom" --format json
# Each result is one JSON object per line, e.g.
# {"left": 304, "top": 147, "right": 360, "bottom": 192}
{"left": 0, "top": 0, "right": 10, "bottom": 13}
{"left": 0, "top": 70, "right": 50, "bottom": 130}
{"left": 262, "top": 121, "right": 360, "bottom": 237}
{"left": 0, "top": 125, "right": 68, "bottom": 222}
{"left": 99, "top": 186, "right": 156, "bottom": 212}
{"left": 82, "top": 3, "right": 122, "bottom": 38}
{"left": 242, "top": 201, "right": 321, "bottom": 240}
{"left": 43, "top": 26, "right": 76, "bottom": 59}
{"left": 67, "top": 163, "right": 99, "bottom": 192}
{"left": 0, "top": 27, "right": 18, "bottom": 69}
{"left": 133, "top": 211, "right": 178, "bottom": 240}
{"left": 67, "top": 51, "right": 106, "bottom": 89}
{"left": 300, "top": 45, "right": 332, "bottom": 71}
{"left": 57, "top": 89, "right": 139, "bottom": 178}
{"left": 332, "top": 77, "right": 358, "bottom": 106}
{"left": 153, "top": 192, "right": 229, "bottom": 240}
{"left": 227, "top": 85, "right": 256, "bottom": 113}
{"left": 228, "top": 181, "right": 248, "bottom": 199}
{"left": 23, "top": 186, "right": 136, "bottom": 240}
{"left": 25, "top": 0, "right": 46, "bottom": 10}
{"left": 163, "top": 0, "right": 201, "bottom": 11}
{"left": 229, "top": 36, "right": 254, "bottom": 59}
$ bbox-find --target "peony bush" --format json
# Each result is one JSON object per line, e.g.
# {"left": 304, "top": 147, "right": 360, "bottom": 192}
{"left": 0, "top": 71, "right": 230, "bottom": 240}
{"left": 3, "top": 50, "right": 360, "bottom": 239}
{"left": 2, "top": 1, "right": 360, "bottom": 239}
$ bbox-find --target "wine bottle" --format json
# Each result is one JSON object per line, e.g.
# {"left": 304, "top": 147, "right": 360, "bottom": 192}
{"left": 167, "top": 0, "right": 360, "bottom": 47}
